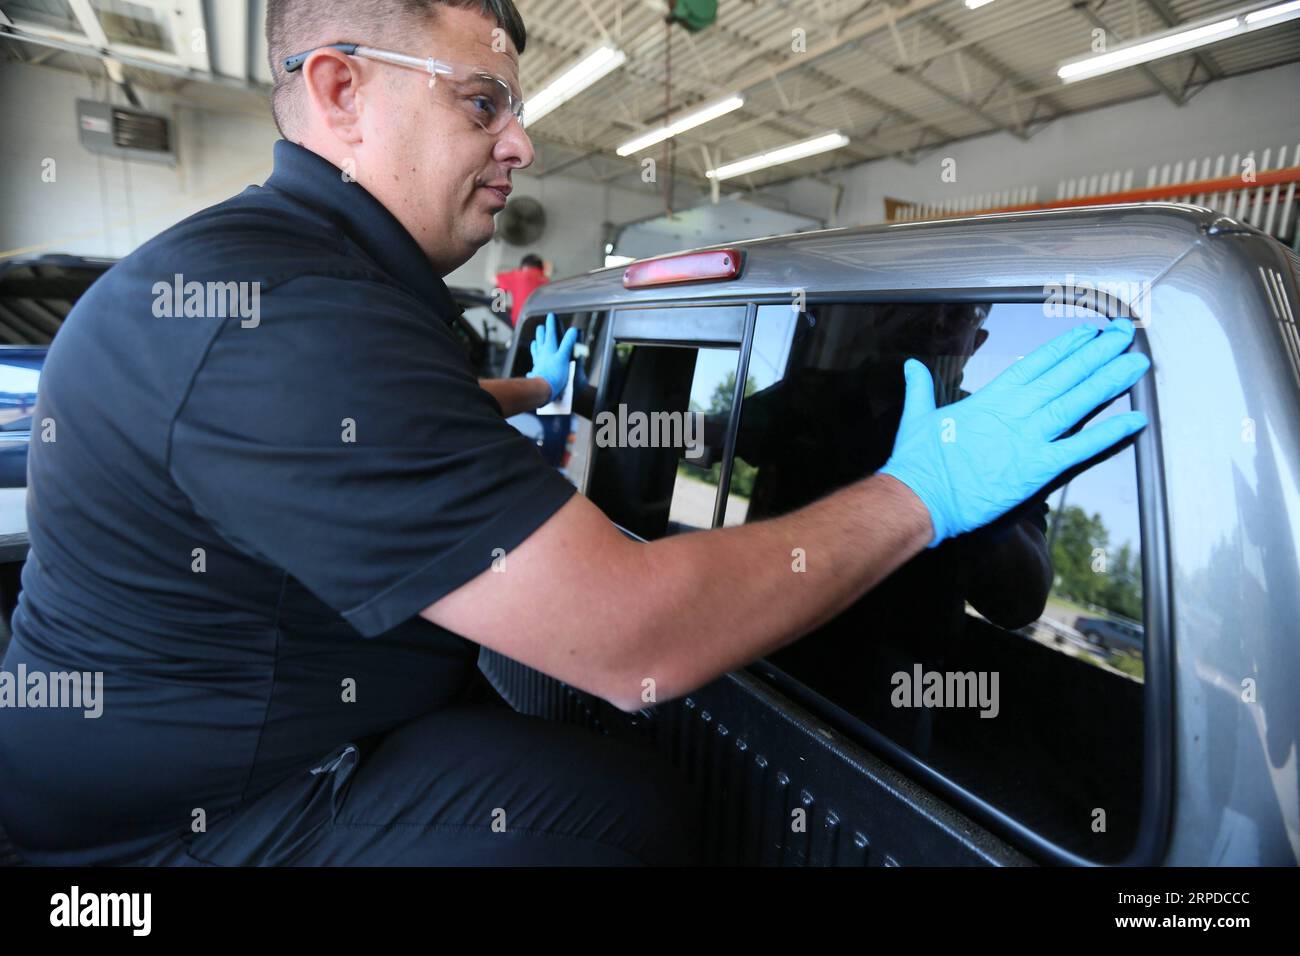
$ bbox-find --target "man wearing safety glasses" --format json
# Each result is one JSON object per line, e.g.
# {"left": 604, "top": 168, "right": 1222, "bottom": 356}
{"left": 0, "top": 0, "right": 1149, "bottom": 869}
{"left": 1, "top": 0, "right": 701, "bottom": 870}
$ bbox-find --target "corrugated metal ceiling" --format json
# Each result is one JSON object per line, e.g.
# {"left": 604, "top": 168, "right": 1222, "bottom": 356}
{"left": 1, "top": 0, "right": 1297, "bottom": 190}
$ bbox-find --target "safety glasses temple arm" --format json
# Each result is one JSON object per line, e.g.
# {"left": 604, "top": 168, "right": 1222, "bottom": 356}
{"left": 283, "top": 44, "right": 453, "bottom": 76}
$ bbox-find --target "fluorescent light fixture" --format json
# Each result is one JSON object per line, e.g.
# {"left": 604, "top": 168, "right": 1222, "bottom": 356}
{"left": 1058, "top": 1, "right": 1300, "bottom": 83}
{"left": 706, "top": 132, "right": 849, "bottom": 180}
{"left": 524, "top": 44, "right": 626, "bottom": 126}
{"left": 1245, "top": 0, "right": 1300, "bottom": 22}
{"left": 965, "top": 0, "right": 997, "bottom": 9}
{"left": 616, "top": 94, "right": 745, "bottom": 156}
{"left": 604, "top": 254, "right": 635, "bottom": 268}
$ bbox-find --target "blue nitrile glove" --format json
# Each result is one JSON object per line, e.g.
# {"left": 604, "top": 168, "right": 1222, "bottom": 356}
{"left": 526, "top": 312, "right": 578, "bottom": 402}
{"left": 879, "top": 318, "right": 1150, "bottom": 548}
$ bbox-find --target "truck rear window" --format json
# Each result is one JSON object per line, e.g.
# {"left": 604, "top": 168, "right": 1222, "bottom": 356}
{"left": 731, "top": 300, "right": 1146, "bottom": 862}
{"left": 586, "top": 341, "right": 738, "bottom": 539}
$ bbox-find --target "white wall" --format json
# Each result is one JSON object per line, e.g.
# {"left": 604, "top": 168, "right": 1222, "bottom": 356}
{"left": 768, "top": 60, "right": 1300, "bottom": 227}
{"left": 0, "top": 61, "right": 281, "bottom": 260}
{"left": 0, "top": 59, "right": 691, "bottom": 291}
{"left": 14, "top": 55, "right": 1292, "bottom": 279}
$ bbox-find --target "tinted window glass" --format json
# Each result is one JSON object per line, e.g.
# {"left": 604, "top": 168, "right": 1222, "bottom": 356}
{"left": 733, "top": 301, "right": 1144, "bottom": 861}
{"left": 587, "top": 343, "right": 738, "bottom": 540}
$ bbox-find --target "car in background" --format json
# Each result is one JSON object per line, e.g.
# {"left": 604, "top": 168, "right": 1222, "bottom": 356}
{"left": 0, "top": 255, "right": 510, "bottom": 491}
{"left": 490, "top": 203, "right": 1300, "bottom": 867}
{"left": 0, "top": 349, "right": 42, "bottom": 489}
{"left": 1075, "top": 615, "right": 1145, "bottom": 654}
{"left": 0, "top": 255, "right": 511, "bottom": 666}
{"left": 0, "top": 255, "right": 114, "bottom": 489}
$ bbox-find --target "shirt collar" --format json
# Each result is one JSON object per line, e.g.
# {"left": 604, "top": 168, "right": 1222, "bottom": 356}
{"left": 263, "top": 140, "right": 461, "bottom": 325}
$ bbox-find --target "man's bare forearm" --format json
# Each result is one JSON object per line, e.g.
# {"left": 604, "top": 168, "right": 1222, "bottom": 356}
{"left": 479, "top": 376, "right": 550, "bottom": 417}
{"left": 618, "top": 473, "right": 932, "bottom": 705}
{"left": 433, "top": 320, "right": 1151, "bottom": 712}
{"left": 425, "top": 472, "right": 932, "bottom": 713}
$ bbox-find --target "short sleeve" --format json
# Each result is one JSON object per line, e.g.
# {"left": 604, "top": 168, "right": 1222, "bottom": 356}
{"left": 168, "top": 275, "right": 576, "bottom": 637}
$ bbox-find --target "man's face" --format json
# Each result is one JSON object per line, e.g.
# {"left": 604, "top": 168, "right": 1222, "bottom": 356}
{"left": 352, "top": 6, "right": 533, "bottom": 274}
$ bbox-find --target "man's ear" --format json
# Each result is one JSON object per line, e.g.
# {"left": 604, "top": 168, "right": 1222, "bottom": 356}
{"left": 300, "top": 49, "right": 365, "bottom": 146}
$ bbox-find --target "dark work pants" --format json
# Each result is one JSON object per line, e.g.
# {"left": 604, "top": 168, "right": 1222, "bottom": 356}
{"left": 140, "top": 679, "right": 703, "bottom": 867}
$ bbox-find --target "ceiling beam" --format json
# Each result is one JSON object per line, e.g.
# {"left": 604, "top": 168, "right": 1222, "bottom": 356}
{"left": 909, "top": 9, "right": 1069, "bottom": 120}
{"left": 1140, "top": 0, "right": 1223, "bottom": 80}
{"left": 703, "top": 18, "right": 958, "bottom": 147}
{"left": 1073, "top": 1, "right": 1185, "bottom": 106}
{"left": 65, "top": 0, "right": 110, "bottom": 48}
{"left": 910, "top": 1, "right": 1063, "bottom": 72}
{"left": 893, "top": 60, "right": 1030, "bottom": 140}
{"left": 0, "top": 25, "right": 270, "bottom": 94}
{"left": 521, "top": 18, "right": 879, "bottom": 170}
{"left": 719, "top": 0, "right": 953, "bottom": 95}
{"left": 537, "top": 7, "right": 965, "bottom": 170}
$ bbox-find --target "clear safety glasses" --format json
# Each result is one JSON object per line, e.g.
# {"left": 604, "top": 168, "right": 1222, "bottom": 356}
{"left": 283, "top": 43, "right": 525, "bottom": 134}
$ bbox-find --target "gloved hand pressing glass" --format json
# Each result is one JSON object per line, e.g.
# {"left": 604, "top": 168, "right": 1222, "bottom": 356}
{"left": 879, "top": 318, "right": 1150, "bottom": 548}
{"left": 526, "top": 312, "right": 579, "bottom": 403}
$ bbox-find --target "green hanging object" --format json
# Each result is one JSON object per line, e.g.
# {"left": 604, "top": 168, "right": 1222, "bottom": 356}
{"left": 667, "top": 0, "right": 718, "bottom": 32}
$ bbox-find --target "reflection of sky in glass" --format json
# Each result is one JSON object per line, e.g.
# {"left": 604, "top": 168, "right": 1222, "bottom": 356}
{"left": 749, "top": 306, "right": 799, "bottom": 391}
{"left": 689, "top": 348, "right": 740, "bottom": 409}
{"left": 960, "top": 304, "right": 1140, "bottom": 552}
{"left": 739, "top": 302, "right": 1141, "bottom": 552}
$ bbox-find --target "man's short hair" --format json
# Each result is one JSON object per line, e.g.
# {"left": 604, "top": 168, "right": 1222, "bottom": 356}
{"left": 520, "top": 254, "right": 543, "bottom": 269}
{"left": 266, "top": 0, "right": 527, "bottom": 138}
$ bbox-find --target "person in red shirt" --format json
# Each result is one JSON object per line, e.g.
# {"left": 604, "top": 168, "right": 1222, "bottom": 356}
{"left": 495, "top": 253, "right": 550, "bottom": 326}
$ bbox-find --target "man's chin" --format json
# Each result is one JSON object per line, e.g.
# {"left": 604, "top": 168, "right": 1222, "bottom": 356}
{"left": 472, "top": 213, "right": 500, "bottom": 247}
{"left": 437, "top": 225, "right": 494, "bottom": 275}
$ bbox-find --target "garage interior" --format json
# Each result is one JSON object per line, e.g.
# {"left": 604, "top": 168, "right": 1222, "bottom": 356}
{"left": 1, "top": 0, "right": 1299, "bottom": 875}
{"left": 2, "top": 0, "right": 1298, "bottom": 285}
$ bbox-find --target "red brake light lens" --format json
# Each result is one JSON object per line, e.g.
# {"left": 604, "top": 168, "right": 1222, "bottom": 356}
{"left": 622, "top": 249, "right": 744, "bottom": 289}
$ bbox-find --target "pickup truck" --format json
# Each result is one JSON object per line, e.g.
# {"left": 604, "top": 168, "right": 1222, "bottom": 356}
{"left": 4, "top": 205, "right": 1298, "bottom": 868}
{"left": 489, "top": 203, "right": 1300, "bottom": 867}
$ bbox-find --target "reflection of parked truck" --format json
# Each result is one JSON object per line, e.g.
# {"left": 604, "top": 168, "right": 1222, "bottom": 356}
{"left": 1075, "top": 615, "right": 1144, "bottom": 654}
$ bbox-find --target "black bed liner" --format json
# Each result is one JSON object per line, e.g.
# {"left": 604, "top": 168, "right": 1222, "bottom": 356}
{"left": 479, "top": 649, "right": 1029, "bottom": 867}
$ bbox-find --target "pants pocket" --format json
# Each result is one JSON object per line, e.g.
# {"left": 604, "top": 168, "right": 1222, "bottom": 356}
{"left": 309, "top": 742, "right": 361, "bottom": 821}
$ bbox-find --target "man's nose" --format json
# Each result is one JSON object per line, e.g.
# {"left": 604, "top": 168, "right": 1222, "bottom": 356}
{"left": 495, "top": 117, "right": 534, "bottom": 170}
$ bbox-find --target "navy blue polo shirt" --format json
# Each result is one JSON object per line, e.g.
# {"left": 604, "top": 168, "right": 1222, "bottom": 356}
{"left": 0, "top": 140, "right": 575, "bottom": 863}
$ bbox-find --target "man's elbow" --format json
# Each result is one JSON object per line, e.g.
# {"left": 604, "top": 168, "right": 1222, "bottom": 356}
{"left": 592, "top": 661, "right": 663, "bottom": 715}
{"left": 592, "top": 639, "right": 693, "bottom": 715}
{"left": 600, "top": 679, "right": 687, "bottom": 715}
{"left": 603, "top": 690, "right": 649, "bottom": 715}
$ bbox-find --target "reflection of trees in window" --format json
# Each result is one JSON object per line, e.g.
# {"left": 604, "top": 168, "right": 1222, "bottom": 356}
{"left": 687, "top": 370, "right": 760, "bottom": 496}
{"left": 1047, "top": 504, "right": 1142, "bottom": 620}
